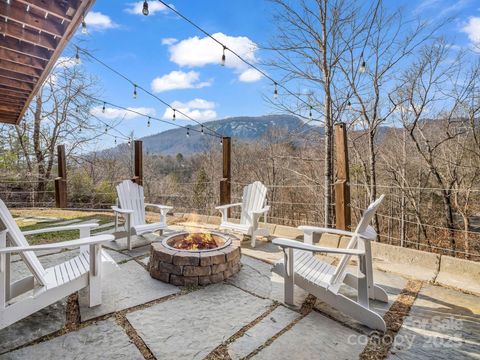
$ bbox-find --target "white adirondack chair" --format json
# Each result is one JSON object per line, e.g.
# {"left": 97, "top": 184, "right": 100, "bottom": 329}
{"left": 0, "top": 199, "right": 116, "bottom": 330}
{"left": 272, "top": 195, "right": 388, "bottom": 331}
{"left": 215, "top": 181, "right": 270, "bottom": 247}
{"left": 112, "top": 180, "right": 172, "bottom": 250}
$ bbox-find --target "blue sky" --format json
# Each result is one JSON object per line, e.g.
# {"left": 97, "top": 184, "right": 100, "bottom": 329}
{"left": 67, "top": 0, "right": 480, "bottom": 147}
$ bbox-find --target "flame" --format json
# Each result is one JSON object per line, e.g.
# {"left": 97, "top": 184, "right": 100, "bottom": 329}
{"left": 172, "top": 232, "right": 218, "bottom": 250}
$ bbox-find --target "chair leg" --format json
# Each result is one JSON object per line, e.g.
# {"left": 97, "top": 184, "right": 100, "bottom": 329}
{"left": 88, "top": 244, "right": 102, "bottom": 307}
{"left": 126, "top": 214, "right": 132, "bottom": 251}
{"left": 114, "top": 212, "right": 118, "bottom": 232}
{"left": 285, "top": 248, "right": 295, "bottom": 305}
{"left": 250, "top": 232, "right": 256, "bottom": 247}
{"left": 357, "top": 255, "right": 369, "bottom": 308}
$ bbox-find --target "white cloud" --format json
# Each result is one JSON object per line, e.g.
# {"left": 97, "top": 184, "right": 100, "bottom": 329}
{"left": 151, "top": 70, "right": 212, "bottom": 92}
{"left": 461, "top": 16, "right": 480, "bottom": 47}
{"left": 125, "top": 1, "right": 172, "bottom": 15}
{"left": 168, "top": 32, "right": 263, "bottom": 82}
{"left": 161, "top": 37, "right": 177, "bottom": 45}
{"left": 90, "top": 106, "right": 156, "bottom": 120}
{"left": 84, "top": 11, "right": 117, "bottom": 31}
{"left": 238, "top": 68, "right": 263, "bottom": 82}
{"left": 162, "top": 98, "right": 217, "bottom": 121}
{"left": 56, "top": 57, "right": 78, "bottom": 68}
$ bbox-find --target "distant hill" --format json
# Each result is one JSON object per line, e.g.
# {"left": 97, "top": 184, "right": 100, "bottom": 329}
{"left": 136, "top": 114, "right": 316, "bottom": 155}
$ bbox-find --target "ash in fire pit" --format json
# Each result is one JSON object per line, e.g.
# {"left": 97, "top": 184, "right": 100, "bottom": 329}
{"left": 149, "top": 231, "right": 241, "bottom": 286}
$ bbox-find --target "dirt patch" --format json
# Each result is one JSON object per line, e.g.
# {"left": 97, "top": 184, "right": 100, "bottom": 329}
{"left": 359, "top": 280, "right": 423, "bottom": 360}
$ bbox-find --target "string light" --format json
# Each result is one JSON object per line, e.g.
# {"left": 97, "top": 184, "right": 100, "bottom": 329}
{"left": 81, "top": 14, "right": 87, "bottom": 34}
{"left": 114, "top": 137, "right": 117, "bottom": 145}
{"left": 221, "top": 46, "right": 226, "bottom": 66}
{"left": 127, "top": 138, "right": 131, "bottom": 146}
{"left": 133, "top": 84, "right": 137, "bottom": 99}
{"left": 186, "top": 127, "right": 190, "bottom": 137}
{"left": 220, "top": 138, "right": 223, "bottom": 145}
{"left": 172, "top": 109, "right": 176, "bottom": 120}
{"left": 104, "top": 125, "right": 108, "bottom": 133}
{"left": 142, "top": 0, "right": 149, "bottom": 16}
{"left": 147, "top": 116, "right": 151, "bottom": 127}
{"left": 309, "top": 106, "right": 313, "bottom": 120}
{"left": 359, "top": 53, "right": 366, "bottom": 74}
{"left": 76, "top": 105, "right": 80, "bottom": 113}
{"left": 273, "top": 82, "right": 278, "bottom": 99}
{"left": 75, "top": 48, "right": 80, "bottom": 64}
{"left": 201, "top": 125, "right": 204, "bottom": 135}
{"left": 102, "top": 102, "right": 106, "bottom": 113}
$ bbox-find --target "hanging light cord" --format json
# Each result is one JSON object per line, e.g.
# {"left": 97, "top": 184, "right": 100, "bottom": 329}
{"left": 75, "top": 46, "right": 223, "bottom": 138}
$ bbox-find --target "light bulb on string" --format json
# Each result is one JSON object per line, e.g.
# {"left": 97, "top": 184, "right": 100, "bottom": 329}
{"left": 81, "top": 14, "right": 87, "bottom": 34}
{"left": 102, "top": 102, "right": 106, "bottom": 113}
{"left": 309, "top": 106, "right": 313, "bottom": 120}
{"left": 133, "top": 84, "right": 137, "bottom": 99}
{"left": 359, "top": 53, "right": 366, "bottom": 74}
{"left": 273, "top": 82, "right": 278, "bottom": 99}
{"left": 347, "top": 100, "right": 352, "bottom": 109}
{"left": 201, "top": 125, "right": 204, "bottom": 135}
{"left": 76, "top": 105, "right": 80, "bottom": 113}
{"left": 128, "top": 138, "right": 131, "bottom": 146}
{"left": 172, "top": 109, "right": 176, "bottom": 120}
{"left": 142, "top": 0, "right": 149, "bottom": 16}
{"left": 114, "top": 137, "right": 117, "bottom": 145}
{"left": 220, "top": 138, "right": 223, "bottom": 145}
{"left": 221, "top": 46, "right": 226, "bottom": 66}
{"left": 186, "top": 128, "right": 190, "bottom": 137}
{"left": 147, "top": 117, "right": 151, "bottom": 127}
{"left": 104, "top": 125, "right": 108, "bottom": 133}
{"left": 75, "top": 48, "right": 80, "bottom": 64}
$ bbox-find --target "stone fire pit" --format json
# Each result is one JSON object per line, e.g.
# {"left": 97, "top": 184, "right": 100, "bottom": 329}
{"left": 149, "top": 231, "right": 241, "bottom": 286}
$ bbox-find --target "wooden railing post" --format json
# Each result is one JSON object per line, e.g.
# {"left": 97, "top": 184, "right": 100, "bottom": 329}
{"left": 54, "top": 144, "right": 67, "bottom": 208}
{"left": 132, "top": 140, "right": 143, "bottom": 186}
{"left": 220, "top": 137, "right": 231, "bottom": 216}
{"left": 334, "top": 123, "right": 351, "bottom": 230}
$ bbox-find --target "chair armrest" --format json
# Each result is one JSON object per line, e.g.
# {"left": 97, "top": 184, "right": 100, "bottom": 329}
{"left": 215, "top": 203, "right": 243, "bottom": 210}
{"left": 145, "top": 203, "right": 173, "bottom": 211}
{"left": 298, "top": 225, "right": 376, "bottom": 241}
{"left": 0, "top": 234, "right": 115, "bottom": 254}
{"left": 251, "top": 206, "right": 270, "bottom": 215}
{"left": 272, "top": 237, "right": 365, "bottom": 256}
{"left": 22, "top": 223, "right": 99, "bottom": 236}
{"left": 111, "top": 206, "right": 134, "bottom": 214}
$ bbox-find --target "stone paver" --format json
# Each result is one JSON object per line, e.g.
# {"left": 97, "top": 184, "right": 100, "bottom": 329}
{"left": 388, "top": 284, "right": 480, "bottom": 359}
{"left": 227, "top": 255, "right": 308, "bottom": 307}
{"left": 0, "top": 319, "right": 143, "bottom": 360}
{"left": 104, "top": 233, "right": 156, "bottom": 251}
{"left": 252, "top": 311, "right": 365, "bottom": 360}
{"left": 0, "top": 301, "right": 66, "bottom": 354}
{"left": 121, "top": 244, "right": 151, "bottom": 258}
{"left": 228, "top": 305, "right": 300, "bottom": 360}
{"left": 127, "top": 284, "right": 272, "bottom": 360}
{"left": 314, "top": 266, "right": 407, "bottom": 333}
{"left": 79, "top": 260, "right": 179, "bottom": 320}
{"left": 239, "top": 240, "right": 283, "bottom": 264}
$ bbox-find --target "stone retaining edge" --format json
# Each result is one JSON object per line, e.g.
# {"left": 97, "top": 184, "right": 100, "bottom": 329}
{"left": 172, "top": 213, "right": 480, "bottom": 295}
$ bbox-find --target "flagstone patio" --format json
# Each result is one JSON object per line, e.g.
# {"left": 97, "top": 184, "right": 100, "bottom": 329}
{"left": 0, "top": 217, "right": 478, "bottom": 360}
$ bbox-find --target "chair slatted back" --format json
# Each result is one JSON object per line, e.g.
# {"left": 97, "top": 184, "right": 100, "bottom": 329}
{"left": 116, "top": 180, "right": 146, "bottom": 226}
{"left": 329, "top": 195, "right": 385, "bottom": 287}
{"left": 240, "top": 181, "right": 267, "bottom": 226}
{"left": 0, "top": 199, "right": 48, "bottom": 286}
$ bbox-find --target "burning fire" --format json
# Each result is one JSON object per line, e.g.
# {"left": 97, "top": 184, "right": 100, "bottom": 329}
{"left": 172, "top": 232, "right": 218, "bottom": 250}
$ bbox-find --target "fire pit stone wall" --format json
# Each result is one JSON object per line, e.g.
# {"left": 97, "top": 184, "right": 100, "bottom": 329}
{"left": 149, "top": 241, "right": 241, "bottom": 286}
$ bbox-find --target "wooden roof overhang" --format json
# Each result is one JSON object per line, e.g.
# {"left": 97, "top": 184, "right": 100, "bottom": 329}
{"left": 0, "top": 0, "right": 96, "bottom": 125}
